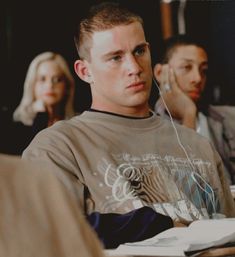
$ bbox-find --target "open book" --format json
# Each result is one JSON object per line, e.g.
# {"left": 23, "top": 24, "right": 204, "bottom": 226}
{"left": 106, "top": 218, "right": 235, "bottom": 257}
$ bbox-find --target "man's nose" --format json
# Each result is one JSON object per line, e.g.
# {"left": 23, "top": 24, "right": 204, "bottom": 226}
{"left": 192, "top": 67, "right": 202, "bottom": 84}
{"left": 125, "top": 55, "right": 142, "bottom": 75}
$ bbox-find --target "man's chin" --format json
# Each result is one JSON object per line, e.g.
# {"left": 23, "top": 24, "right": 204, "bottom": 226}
{"left": 189, "top": 93, "right": 201, "bottom": 103}
{"left": 129, "top": 96, "right": 149, "bottom": 107}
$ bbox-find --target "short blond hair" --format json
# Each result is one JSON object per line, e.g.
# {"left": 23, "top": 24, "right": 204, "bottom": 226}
{"left": 74, "top": 2, "right": 143, "bottom": 61}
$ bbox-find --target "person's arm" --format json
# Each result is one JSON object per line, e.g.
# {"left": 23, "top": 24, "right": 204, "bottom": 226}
{"left": 87, "top": 206, "right": 180, "bottom": 249}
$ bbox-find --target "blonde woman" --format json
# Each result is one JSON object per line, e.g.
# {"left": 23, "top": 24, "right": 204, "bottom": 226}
{"left": 13, "top": 51, "right": 75, "bottom": 126}
{"left": 12, "top": 52, "right": 76, "bottom": 154}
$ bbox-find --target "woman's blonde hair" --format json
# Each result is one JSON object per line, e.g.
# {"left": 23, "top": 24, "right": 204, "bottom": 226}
{"left": 13, "top": 52, "right": 76, "bottom": 125}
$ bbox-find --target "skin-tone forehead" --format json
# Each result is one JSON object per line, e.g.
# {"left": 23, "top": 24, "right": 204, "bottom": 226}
{"left": 170, "top": 45, "right": 208, "bottom": 64}
{"left": 89, "top": 22, "right": 146, "bottom": 59}
{"left": 37, "top": 60, "right": 62, "bottom": 74}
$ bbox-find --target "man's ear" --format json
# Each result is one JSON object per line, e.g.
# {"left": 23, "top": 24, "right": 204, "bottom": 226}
{"left": 74, "top": 60, "right": 93, "bottom": 83}
{"left": 153, "top": 63, "right": 163, "bottom": 81}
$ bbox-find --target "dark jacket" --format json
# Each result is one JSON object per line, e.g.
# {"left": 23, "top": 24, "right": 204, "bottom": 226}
{"left": 87, "top": 206, "right": 173, "bottom": 249}
{"left": 0, "top": 111, "right": 48, "bottom": 155}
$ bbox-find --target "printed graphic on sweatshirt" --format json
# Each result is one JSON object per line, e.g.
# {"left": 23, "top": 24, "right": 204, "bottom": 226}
{"left": 98, "top": 153, "right": 221, "bottom": 221}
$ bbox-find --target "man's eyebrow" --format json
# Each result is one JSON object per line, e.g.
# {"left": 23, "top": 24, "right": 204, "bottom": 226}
{"left": 132, "top": 42, "right": 149, "bottom": 52}
{"left": 102, "top": 50, "right": 124, "bottom": 59}
{"left": 180, "top": 58, "right": 208, "bottom": 65}
{"left": 134, "top": 42, "right": 149, "bottom": 49}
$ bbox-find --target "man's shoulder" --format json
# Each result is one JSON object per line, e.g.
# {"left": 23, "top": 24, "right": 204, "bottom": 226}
{"left": 29, "top": 113, "right": 94, "bottom": 144}
{"left": 42, "top": 114, "right": 83, "bottom": 132}
{"left": 208, "top": 105, "right": 235, "bottom": 121}
{"left": 169, "top": 118, "right": 214, "bottom": 146}
{"left": 207, "top": 105, "right": 235, "bottom": 138}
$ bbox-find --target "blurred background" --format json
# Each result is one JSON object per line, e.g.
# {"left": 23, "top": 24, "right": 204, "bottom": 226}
{"left": 1, "top": 0, "right": 235, "bottom": 150}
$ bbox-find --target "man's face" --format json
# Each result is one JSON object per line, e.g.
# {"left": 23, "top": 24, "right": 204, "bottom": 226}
{"left": 168, "top": 45, "right": 208, "bottom": 102}
{"left": 86, "top": 22, "right": 153, "bottom": 116}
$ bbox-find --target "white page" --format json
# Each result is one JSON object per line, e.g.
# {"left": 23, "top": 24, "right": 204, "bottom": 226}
{"left": 107, "top": 218, "right": 235, "bottom": 256}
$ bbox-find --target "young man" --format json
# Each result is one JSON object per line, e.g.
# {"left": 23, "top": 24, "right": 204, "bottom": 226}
{"left": 154, "top": 35, "right": 235, "bottom": 184}
{"left": 23, "top": 2, "right": 235, "bottom": 249}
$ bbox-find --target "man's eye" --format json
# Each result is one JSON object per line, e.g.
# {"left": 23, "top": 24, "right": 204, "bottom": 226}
{"left": 135, "top": 47, "right": 145, "bottom": 56}
{"left": 201, "top": 68, "right": 208, "bottom": 76}
{"left": 110, "top": 55, "right": 122, "bottom": 62}
{"left": 181, "top": 65, "right": 191, "bottom": 71}
{"left": 200, "top": 65, "right": 208, "bottom": 75}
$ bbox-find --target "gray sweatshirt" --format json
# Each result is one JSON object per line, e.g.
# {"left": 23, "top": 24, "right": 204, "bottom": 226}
{"left": 23, "top": 110, "right": 235, "bottom": 221}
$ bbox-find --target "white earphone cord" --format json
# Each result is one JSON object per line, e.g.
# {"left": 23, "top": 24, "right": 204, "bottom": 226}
{"left": 153, "top": 77, "right": 217, "bottom": 216}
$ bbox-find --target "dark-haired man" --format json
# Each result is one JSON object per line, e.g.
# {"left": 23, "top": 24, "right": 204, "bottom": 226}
{"left": 154, "top": 35, "right": 235, "bottom": 184}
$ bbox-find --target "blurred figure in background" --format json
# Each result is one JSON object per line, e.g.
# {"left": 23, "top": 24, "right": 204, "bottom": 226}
{"left": 13, "top": 51, "right": 75, "bottom": 127}
{"left": 154, "top": 34, "right": 235, "bottom": 184}
{"left": 11, "top": 52, "right": 76, "bottom": 154}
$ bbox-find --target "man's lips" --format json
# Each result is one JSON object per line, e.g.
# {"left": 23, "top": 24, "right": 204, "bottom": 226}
{"left": 127, "top": 81, "right": 145, "bottom": 90}
{"left": 188, "top": 90, "right": 201, "bottom": 100}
